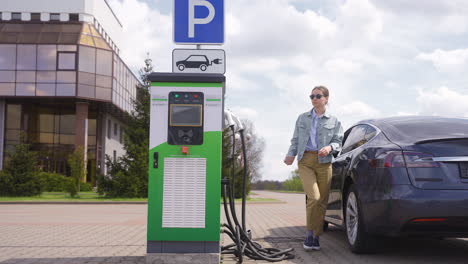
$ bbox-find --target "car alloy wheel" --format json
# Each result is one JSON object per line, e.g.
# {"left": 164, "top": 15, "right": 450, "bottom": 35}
{"left": 178, "top": 64, "right": 185, "bottom": 71}
{"left": 346, "top": 191, "right": 359, "bottom": 245}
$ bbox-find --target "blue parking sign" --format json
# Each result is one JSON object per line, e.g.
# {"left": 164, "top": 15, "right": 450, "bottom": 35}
{"left": 174, "top": 0, "right": 224, "bottom": 44}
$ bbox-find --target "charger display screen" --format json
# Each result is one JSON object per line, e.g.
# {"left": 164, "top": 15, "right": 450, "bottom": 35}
{"left": 170, "top": 104, "right": 202, "bottom": 126}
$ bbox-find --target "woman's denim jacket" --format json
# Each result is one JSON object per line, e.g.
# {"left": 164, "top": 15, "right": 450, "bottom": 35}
{"left": 287, "top": 109, "right": 343, "bottom": 163}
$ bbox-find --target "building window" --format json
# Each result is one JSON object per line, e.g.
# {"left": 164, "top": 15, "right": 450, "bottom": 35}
{"left": 50, "top": 13, "right": 60, "bottom": 21}
{"left": 69, "top": 13, "right": 79, "bottom": 21}
{"left": 57, "top": 52, "right": 76, "bottom": 70}
{"left": 31, "top": 13, "right": 41, "bottom": 21}
{"left": 113, "top": 150, "right": 116, "bottom": 162}
{"left": 37, "top": 45, "right": 57, "bottom": 71}
{"left": 107, "top": 119, "right": 111, "bottom": 139}
{"left": 119, "top": 126, "right": 123, "bottom": 144}
{"left": 114, "top": 123, "right": 117, "bottom": 136}
{"left": 0, "top": 45, "right": 17, "bottom": 70}
{"left": 12, "top": 13, "right": 21, "bottom": 21}
{"left": 17, "top": 45, "right": 37, "bottom": 70}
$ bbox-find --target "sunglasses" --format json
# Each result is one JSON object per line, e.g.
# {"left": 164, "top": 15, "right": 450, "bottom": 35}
{"left": 309, "top": 94, "right": 324, "bottom": 100}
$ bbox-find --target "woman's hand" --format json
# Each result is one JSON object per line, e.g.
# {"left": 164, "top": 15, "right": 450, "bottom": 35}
{"left": 318, "top": 146, "right": 332, "bottom": 157}
{"left": 284, "top": 156, "right": 295, "bottom": 165}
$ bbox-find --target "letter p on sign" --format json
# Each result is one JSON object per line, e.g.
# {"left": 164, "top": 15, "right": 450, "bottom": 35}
{"left": 189, "top": 0, "right": 215, "bottom": 38}
{"left": 174, "top": 0, "right": 224, "bottom": 44}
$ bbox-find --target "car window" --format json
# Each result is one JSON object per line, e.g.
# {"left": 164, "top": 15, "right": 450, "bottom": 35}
{"left": 364, "top": 125, "right": 377, "bottom": 141}
{"left": 341, "top": 125, "right": 368, "bottom": 154}
{"left": 187, "top": 56, "right": 205, "bottom": 62}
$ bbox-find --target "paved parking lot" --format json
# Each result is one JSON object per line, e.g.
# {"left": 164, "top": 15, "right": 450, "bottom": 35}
{"left": 1, "top": 191, "right": 468, "bottom": 263}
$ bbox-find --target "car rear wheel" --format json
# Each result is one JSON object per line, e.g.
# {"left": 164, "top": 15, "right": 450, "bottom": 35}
{"left": 345, "top": 185, "right": 376, "bottom": 253}
{"left": 178, "top": 64, "right": 185, "bottom": 71}
{"left": 200, "top": 64, "right": 207, "bottom": 71}
{"left": 323, "top": 221, "right": 329, "bottom": 232}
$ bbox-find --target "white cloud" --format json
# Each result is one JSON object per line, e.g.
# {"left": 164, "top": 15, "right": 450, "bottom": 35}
{"left": 228, "top": 107, "right": 259, "bottom": 120}
{"left": 416, "top": 87, "right": 468, "bottom": 117}
{"left": 417, "top": 48, "right": 468, "bottom": 74}
{"left": 109, "top": 0, "right": 173, "bottom": 71}
{"left": 324, "top": 58, "right": 362, "bottom": 74}
{"left": 334, "top": 101, "right": 381, "bottom": 129}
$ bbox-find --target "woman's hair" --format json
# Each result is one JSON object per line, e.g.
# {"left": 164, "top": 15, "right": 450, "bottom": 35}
{"left": 312, "top": 86, "right": 329, "bottom": 97}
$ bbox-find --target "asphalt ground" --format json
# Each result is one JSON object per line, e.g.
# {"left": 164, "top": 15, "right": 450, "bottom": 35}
{"left": 1, "top": 191, "right": 468, "bottom": 263}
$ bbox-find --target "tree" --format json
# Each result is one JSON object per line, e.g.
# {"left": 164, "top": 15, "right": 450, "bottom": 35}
{"left": 222, "top": 118, "right": 265, "bottom": 198}
{"left": 98, "top": 56, "right": 153, "bottom": 197}
{"left": 67, "top": 146, "right": 85, "bottom": 196}
{"left": 283, "top": 169, "right": 303, "bottom": 192}
{"left": 0, "top": 141, "right": 41, "bottom": 196}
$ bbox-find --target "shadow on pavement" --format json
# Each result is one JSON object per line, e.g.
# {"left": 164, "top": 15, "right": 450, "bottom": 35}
{"left": 265, "top": 224, "right": 468, "bottom": 264}
{"left": 0, "top": 256, "right": 145, "bottom": 264}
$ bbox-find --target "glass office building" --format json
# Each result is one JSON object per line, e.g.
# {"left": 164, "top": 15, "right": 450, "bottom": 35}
{"left": 0, "top": 1, "right": 139, "bottom": 183}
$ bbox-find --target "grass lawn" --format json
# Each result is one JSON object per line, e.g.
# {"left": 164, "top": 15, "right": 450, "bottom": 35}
{"left": 0, "top": 192, "right": 279, "bottom": 203}
{"left": 268, "top": 190, "right": 304, "bottom": 194}
{"left": 0, "top": 192, "right": 147, "bottom": 202}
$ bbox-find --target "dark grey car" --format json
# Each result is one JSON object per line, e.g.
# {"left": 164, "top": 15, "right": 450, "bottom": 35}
{"left": 325, "top": 116, "right": 468, "bottom": 253}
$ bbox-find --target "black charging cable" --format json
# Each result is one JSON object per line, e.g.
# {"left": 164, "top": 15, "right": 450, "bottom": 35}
{"left": 221, "top": 124, "right": 295, "bottom": 263}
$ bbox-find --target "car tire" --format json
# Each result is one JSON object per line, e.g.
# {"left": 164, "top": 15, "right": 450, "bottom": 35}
{"left": 323, "top": 221, "right": 329, "bottom": 232}
{"left": 178, "top": 64, "right": 185, "bottom": 71}
{"left": 345, "top": 185, "right": 376, "bottom": 253}
{"left": 200, "top": 64, "right": 207, "bottom": 71}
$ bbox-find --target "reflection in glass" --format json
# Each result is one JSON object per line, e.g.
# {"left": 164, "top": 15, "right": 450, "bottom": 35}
{"left": 58, "top": 45, "right": 77, "bottom": 52}
{"left": 16, "top": 71, "right": 36, "bottom": 82}
{"left": 0, "top": 44, "right": 16, "bottom": 70}
{"left": 16, "top": 83, "right": 36, "bottom": 96}
{"left": 60, "top": 34, "right": 80, "bottom": 44}
{"left": 88, "top": 119, "right": 97, "bottom": 136}
{"left": 78, "top": 84, "right": 95, "bottom": 98}
{"left": 39, "top": 33, "right": 60, "bottom": 44}
{"left": 36, "top": 83, "right": 55, "bottom": 96}
{"left": 96, "top": 87, "right": 111, "bottom": 101}
{"left": 19, "top": 33, "right": 40, "bottom": 43}
{"left": 6, "top": 104, "right": 21, "bottom": 129}
{"left": 58, "top": 52, "right": 76, "bottom": 70}
{"left": 6, "top": 130, "right": 21, "bottom": 142}
{"left": 0, "top": 83, "right": 15, "bottom": 96}
{"left": 39, "top": 133, "right": 54, "bottom": 144}
{"left": 96, "top": 75, "right": 112, "bottom": 88}
{"left": 56, "top": 84, "right": 76, "bottom": 96}
{"left": 57, "top": 71, "right": 76, "bottom": 83}
{"left": 37, "top": 45, "right": 57, "bottom": 70}
{"left": 37, "top": 71, "right": 56, "bottom": 83}
{"left": 94, "top": 37, "right": 110, "bottom": 50}
{"left": 78, "top": 71, "right": 95, "bottom": 86}
{"left": 78, "top": 46, "right": 96, "bottom": 73}
{"left": 17, "top": 45, "right": 36, "bottom": 70}
{"left": 60, "top": 114, "right": 75, "bottom": 134}
{"left": 39, "top": 112, "right": 54, "bottom": 132}
{"left": 59, "top": 134, "right": 75, "bottom": 145}
{"left": 96, "top": 49, "right": 112, "bottom": 76}
{"left": 0, "top": 71, "right": 15, "bottom": 82}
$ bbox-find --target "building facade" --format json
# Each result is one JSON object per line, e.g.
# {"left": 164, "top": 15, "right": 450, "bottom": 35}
{"left": 0, "top": 0, "right": 139, "bottom": 183}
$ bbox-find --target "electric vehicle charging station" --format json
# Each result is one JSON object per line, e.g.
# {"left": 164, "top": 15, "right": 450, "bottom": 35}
{"left": 146, "top": 73, "right": 225, "bottom": 264}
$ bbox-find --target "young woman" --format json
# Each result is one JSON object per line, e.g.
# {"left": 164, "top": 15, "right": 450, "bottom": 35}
{"left": 284, "top": 86, "right": 343, "bottom": 251}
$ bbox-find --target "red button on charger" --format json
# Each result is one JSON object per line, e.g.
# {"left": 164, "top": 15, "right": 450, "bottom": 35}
{"left": 181, "top": 146, "right": 189, "bottom": 155}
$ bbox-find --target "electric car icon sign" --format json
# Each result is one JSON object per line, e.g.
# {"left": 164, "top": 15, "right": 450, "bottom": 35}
{"left": 176, "top": 55, "right": 222, "bottom": 72}
{"left": 173, "top": 49, "right": 226, "bottom": 74}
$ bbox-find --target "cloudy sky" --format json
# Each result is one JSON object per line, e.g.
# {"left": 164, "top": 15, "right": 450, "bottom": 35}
{"left": 108, "top": 0, "right": 468, "bottom": 181}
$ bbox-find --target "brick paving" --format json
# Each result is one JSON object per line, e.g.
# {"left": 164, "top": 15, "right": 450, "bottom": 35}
{"left": 1, "top": 192, "right": 468, "bottom": 263}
